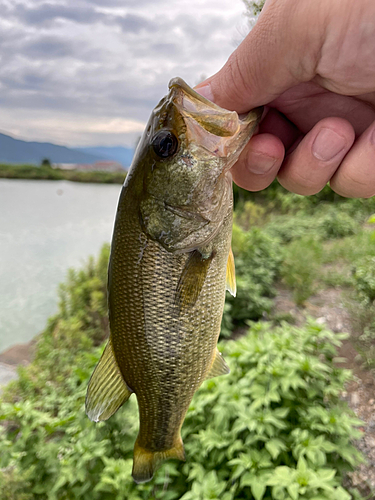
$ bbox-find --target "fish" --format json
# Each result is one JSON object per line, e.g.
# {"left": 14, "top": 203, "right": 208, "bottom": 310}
{"left": 85, "top": 77, "right": 262, "bottom": 483}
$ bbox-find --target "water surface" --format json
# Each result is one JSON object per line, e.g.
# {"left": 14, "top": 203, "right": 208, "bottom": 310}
{"left": 0, "top": 179, "right": 122, "bottom": 352}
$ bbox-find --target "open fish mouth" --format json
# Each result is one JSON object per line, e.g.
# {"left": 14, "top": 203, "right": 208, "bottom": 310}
{"left": 168, "top": 77, "right": 241, "bottom": 139}
{"left": 167, "top": 77, "right": 263, "bottom": 159}
{"left": 169, "top": 77, "right": 220, "bottom": 109}
{"left": 168, "top": 77, "right": 263, "bottom": 130}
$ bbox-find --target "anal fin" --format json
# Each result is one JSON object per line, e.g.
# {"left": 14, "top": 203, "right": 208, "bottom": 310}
{"left": 85, "top": 337, "right": 132, "bottom": 422}
{"left": 132, "top": 436, "right": 185, "bottom": 484}
{"left": 226, "top": 246, "right": 236, "bottom": 297}
{"left": 205, "top": 348, "right": 230, "bottom": 380}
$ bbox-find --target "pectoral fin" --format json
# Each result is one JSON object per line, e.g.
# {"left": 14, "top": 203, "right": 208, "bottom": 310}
{"left": 175, "top": 250, "right": 213, "bottom": 312}
{"left": 205, "top": 348, "right": 230, "bottom": 380}
{"left": 85, "top": 338, "right": 132, "bottom": 422}
{"left": 226, "top": 247, "right": 236, "bottom": 297}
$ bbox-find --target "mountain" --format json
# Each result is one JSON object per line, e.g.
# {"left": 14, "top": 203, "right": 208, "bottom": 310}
{"left": 74, "top": 146, "right": 134, "bottom": 168}
{"left": 0, "top": 133, "right": 105, "bottom": 165}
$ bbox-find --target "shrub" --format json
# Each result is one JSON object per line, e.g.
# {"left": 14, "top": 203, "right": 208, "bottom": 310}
{"left": 0, "top": 318, "right": 364, "bottom": 499}
{"left": 317, "top": 209, "right": 358, "bottom": 239}
{"left": 350, "top": 256, "right": 375, "bottom": 369}
{"left": 281, "top": 237, "right": 323, "bottom": 305}
{"left": 264, "top": 214, "right": 317, "bottom": 244}
{"left": 233, "top": 201, "right": 266, "bottom": 230}
{"left": 353, "top": 256, "right": 375, "bottom": 305}
{"left": 223, "top": 225, "right": 282, "bottom": 331}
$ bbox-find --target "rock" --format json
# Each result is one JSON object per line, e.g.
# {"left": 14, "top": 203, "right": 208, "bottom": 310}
{"left": 334, "top": 321, "right": 343, "bottom": 332}
{"left": 0, "top": 341, "right": 34, "bottom": 366}
{"left": 351, "top": 392, "right": 360, "bottom": 407}
{"left": 0, "top": 362, "right": 18, "bottom": 391}
{"left": 316, "top": 317, "right": 326, "bottom": 325}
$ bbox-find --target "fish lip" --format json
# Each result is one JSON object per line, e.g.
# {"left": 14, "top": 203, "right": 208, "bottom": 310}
{"left": 168, "top": 77, "right": 264, "bottom": 126}
{"left": 169, "top": 77, "right": 220, "bottom": 110}
{"left": 164, "top": 202, "right": 210, "bottom": 223}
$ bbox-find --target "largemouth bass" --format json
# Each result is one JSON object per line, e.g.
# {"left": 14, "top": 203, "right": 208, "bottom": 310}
{"left": 86, "top": 78, "right": 262, "bottom": 483}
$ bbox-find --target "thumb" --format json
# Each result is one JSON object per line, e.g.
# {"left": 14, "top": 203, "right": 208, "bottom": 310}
{"left": 196, "top": 0, "right": 323, "bottom": 113}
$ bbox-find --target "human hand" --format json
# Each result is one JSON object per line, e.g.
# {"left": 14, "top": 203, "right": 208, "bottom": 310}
{"left": 196, "top": 0, "right": 375, "bottom": 198}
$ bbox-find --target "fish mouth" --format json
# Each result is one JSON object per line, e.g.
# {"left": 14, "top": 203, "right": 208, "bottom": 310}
{"left": 168, "top": 77, "right": 263, "bottom": 135}
{"left": 169, "top": 77, "right": 223, "bottom": 111}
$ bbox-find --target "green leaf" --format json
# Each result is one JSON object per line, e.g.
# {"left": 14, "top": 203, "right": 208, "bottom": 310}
{"left": 265, "top": 439, "right": 287, "bottom": 460}
{"left": 287, "top": 483, "right": 299, "bottom": 500}
{"left": 251, "top": 482, "right": 266, "bottom": 500}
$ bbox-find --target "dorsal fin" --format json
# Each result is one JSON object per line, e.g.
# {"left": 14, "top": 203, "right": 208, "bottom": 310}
{"left": 86, "top": 338, "right": 132, "bottom": 422}
{"left": 226, "top": 247, "right": 236, "bottom": 297}
{"left": 205, "top": 349, "right": 230, "bottom": 380}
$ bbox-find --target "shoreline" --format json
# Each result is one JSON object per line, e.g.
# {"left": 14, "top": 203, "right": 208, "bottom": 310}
{"left": 0, "top": 339, "right": 35, "bottom": 366}
{"left": 0, "top": 339, "right": 35, "bottom": 389}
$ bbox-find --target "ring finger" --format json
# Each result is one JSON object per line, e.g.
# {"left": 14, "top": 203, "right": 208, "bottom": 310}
{"left": 277, "top": 117, "right": 355, "bottom": 195}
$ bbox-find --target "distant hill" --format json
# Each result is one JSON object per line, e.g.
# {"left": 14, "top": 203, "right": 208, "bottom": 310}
{"left": 74, "top": 146, "right": 134, "bottom": 168}
{"left": 0, "top": 132, "right": 106, "bottom": 165}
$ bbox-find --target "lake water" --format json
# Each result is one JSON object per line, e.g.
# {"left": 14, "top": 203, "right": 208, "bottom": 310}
{"left": 0, "top": 179, "right": 122, "bottom": 352}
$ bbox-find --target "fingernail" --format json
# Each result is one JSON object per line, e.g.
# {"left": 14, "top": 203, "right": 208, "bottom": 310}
{"left": 195, "top": 83, "right": 214, "bottom": 102}
{"left": 312, "top": 128, "right": 347, "bottom": 161}
{"left": 247, "top": 151, "right": 277, "bottom": 174}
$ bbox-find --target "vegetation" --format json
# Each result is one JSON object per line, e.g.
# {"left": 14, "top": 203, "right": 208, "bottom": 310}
{"left": 280, "top": 237, "right": 322, "bottom": 305}
{"left": 1, "top": 179, "right": 375, "bottom": 498}
{"left": 0, "top": 247, "right": 364, "bottom": 498}
{"left": 232, "top": 181, "right": 375, "bottom": 371}
{"left": 243, "top": 0, "right": 266, "bottom": 17}
{"left": 0, "top": 163, "right": 126, "bottom": 184}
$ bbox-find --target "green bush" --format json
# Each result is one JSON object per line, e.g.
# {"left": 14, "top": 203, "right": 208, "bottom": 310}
{"left": 222, "top": 225, "right": 282, "bottom": 332}
{"left": 265, "top": 209, "right": 358, "bottom": 246}
{"left": 281, "top": 237, "right": 323, "bottom": 305}
{"left": 353, "top": 256, "right": 375, "bottom": 305}
{"left": 322, "top": 230, "right": 375, "bottom": 267}
{"left": 317, "top": 209, "right": 358, "bottom": 239}
{"left": 350, "top": 256, "right": 375, "bottom": 368}
{"left": 0, "top": 320, "right": 364, "bottom": 499}
{"left": 264, "top": 214, "right": 318, "bottom": 244}
{"left": 233, "top": 201, "right": 267, "bottom": 231}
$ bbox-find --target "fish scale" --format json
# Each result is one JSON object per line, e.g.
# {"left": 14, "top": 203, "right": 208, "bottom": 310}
{"left": 85, "top": 77, "right": 262, "bottom": 483}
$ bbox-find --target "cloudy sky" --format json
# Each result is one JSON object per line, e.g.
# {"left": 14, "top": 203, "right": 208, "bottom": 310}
{"left": 0, "top": 0, "right": 254, "bottom": 148}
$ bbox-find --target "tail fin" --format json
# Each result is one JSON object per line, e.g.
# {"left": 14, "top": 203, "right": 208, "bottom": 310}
{"left": 132, "top": 437, "right": 185, "bottom": 484}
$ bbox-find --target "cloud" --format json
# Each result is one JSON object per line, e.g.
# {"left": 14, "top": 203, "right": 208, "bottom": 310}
{"left": 116, "top": 13, "right": 158, "bottom": 34}
{"left": 24, "top": 36, "right": 77, "bottom": 59}
{"left": 0, "top": 0, "right": 251, "bottom": 147}
{"left": 15, "top": 3, "right": 108, "bottom": 26}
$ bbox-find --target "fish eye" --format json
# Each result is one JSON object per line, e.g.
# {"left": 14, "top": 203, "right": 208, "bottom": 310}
{"left": 152, "top": 130, "right": 178, "bottom": 159}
